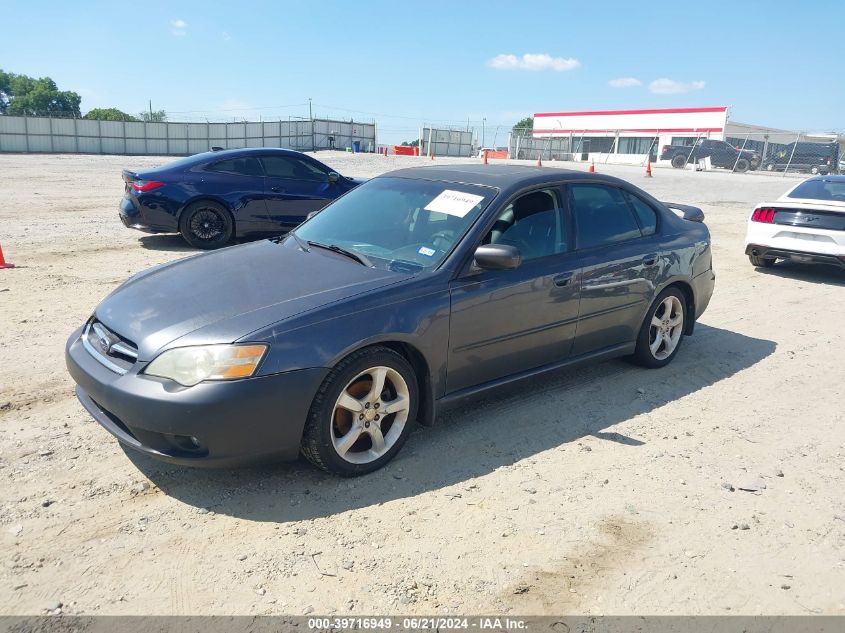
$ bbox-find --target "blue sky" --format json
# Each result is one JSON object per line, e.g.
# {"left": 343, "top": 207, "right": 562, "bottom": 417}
{"left": 2, "top": 0, "right": 843, "bottom": 144}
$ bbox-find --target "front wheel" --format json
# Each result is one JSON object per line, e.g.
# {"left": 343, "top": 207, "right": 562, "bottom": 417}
{"left": 300, "top": 346, "right": 419, "bottom": 476}
{"left": 179, "top": 201, "right": 234, "bottom": 249}
{"left": 630, "top": 288, "right": 686, "bottom": 368}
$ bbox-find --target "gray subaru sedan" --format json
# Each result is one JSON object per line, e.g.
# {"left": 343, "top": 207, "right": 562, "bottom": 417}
{"left": 66, "top": 165, "right": 715, "bottom": 476}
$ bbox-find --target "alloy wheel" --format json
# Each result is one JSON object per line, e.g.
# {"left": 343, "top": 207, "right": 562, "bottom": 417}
{"left": 331, "top": 366, "right": 410, "bottom": 464}
{"left": 649, "top": 296, "right": 684, "bottom": 360}
{"left": 189, "top": 208, "right": 226, "bottom": 242}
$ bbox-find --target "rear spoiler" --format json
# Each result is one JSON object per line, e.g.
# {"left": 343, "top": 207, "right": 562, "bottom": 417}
{"left": 663, "top": 202, "right": 705, "bottom": 223}
{"left": 122, "top": 169, "right": 140, "bottom": 183}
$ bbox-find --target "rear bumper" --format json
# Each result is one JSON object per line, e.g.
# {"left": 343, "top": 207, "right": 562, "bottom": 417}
{"left": 745, "top": 244, "right": 845, "bottom": 268}
{"left": 65, "top": 326, "right": 329, "bottom": 467}
{"left": 119, "top": 195, "right": 178, "bottom": 234}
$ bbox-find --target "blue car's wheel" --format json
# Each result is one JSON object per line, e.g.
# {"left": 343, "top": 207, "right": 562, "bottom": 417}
{"left": 179, "top": 201, "right": 233, "bottom": 249}
{"left": 301, "top": 346, "right": 419, "bottom": 476}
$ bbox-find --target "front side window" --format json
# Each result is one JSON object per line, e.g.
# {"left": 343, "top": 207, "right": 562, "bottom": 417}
{"left": 261, "top": 156, "right": 328, "bottom": 181}
{"left": 483, "top": 189, "right": 567, "bottom": 261}
{"left": 294, "top": 177, "right": 496, "bottom": 270}
{"left": 570, "top": 184, "right": 642, "bottom": 249}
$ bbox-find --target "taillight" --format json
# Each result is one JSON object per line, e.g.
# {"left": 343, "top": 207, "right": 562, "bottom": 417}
{"left": 751, "top": 207, "right": 776, "bottom": 223}
{"left": 130, "top": 180, "right": 165, "bottom": 192}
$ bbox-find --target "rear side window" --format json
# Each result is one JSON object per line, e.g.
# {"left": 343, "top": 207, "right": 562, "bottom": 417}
{"left": 206, "top": 157, "right": 263, "bottom": 176}
{"left": 570, "top": 184, "right": 642, "bottom": 249}
{"left": 261, "top": 156, "right": 328, "bottom": 182}
{"left": 625, "top": 192, "right": 658, "bottom": 236}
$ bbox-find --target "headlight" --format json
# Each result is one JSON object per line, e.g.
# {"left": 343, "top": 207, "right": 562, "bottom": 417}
{"left": 144, "top": 344, "right": 268, "bottom": 387}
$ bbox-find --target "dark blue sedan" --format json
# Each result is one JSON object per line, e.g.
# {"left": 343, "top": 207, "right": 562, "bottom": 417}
{"left": 119, "top": 148, "right": 364, "bottom": 248}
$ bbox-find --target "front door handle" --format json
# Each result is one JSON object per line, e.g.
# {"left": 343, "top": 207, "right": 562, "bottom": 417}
{"left": 553, "top": 273, "right": 573, "bottom": 287}
{"left": 642, "top": 253, "right": 658, "bottom": 266}
{"left": 271, "top": 186, "right": 285, "bottom": 193}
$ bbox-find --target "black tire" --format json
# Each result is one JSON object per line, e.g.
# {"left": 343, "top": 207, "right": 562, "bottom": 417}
{"left": 179, "top": 201, "right": 234, "bottom": 249}
{"left": 630, "top": 287, "right": 687, "bottom": 369}
{"left": 670, "top": 154, "right": 687, "bottom": 169}
{"left": 749, "top": 254, "right": 776, "bottom": 268}
{"left": 734, "top": 158, "right": 750, "bottom": 173}
{"left": 810, "top": 165, "right": 820, "bottom": 175}
{"left": 300, "top": 346, "right": 419, "bottom": 476}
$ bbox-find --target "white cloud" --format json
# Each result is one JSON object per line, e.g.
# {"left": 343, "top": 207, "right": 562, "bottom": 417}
{"left": 488, "top": 53, "right": 580, "bottom": 72}
{"left": 608, "top": 77, "right": 641, "bottom": 88}
{"left": 170, "top": 19, "right": 187, "bottom": 36}
{"left": 222, "top": 31, "right": 232, "bottom": 41}
{"left": 648, "top": 78, "right": 705, "bottom": 94}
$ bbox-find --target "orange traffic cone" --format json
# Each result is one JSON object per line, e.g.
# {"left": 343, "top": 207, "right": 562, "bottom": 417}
{"left": 645, "top": 159, "right": 653, "bottom": 177}
{"left": 482, "top": 150, "right": 488, "bottom": 165}
{"left": 430, "top": 151, "right": 435, "bottom": 161}
{"left": 536, "top": 156, "right": 543, "bottom": 167}
{"left": 0, "top": 243, "right": 15, "bottom": 269}
{"left": 588, "top": 160, "right": 595, "bottom": 173}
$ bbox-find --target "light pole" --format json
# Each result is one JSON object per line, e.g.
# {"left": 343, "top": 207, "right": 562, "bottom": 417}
{"left": 482, "top": 117, "right": 486, "bottom": 148}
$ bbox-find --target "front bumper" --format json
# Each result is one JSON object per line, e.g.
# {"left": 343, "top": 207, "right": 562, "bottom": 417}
{"left": 745, "top": 244, "right": 845, "bottom": 268}
{"left": 65, "top": 326, "right": 329, "bottom": 467}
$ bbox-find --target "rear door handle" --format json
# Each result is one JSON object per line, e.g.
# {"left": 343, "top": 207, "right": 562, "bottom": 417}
{"left": 642, "top": 253, "right": 658, "bottom": 266}
{"left": 553, "top": 273, "right": 573, "bottom": 287}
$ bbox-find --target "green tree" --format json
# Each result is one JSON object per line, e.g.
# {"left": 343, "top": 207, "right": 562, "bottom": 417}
{"left": 401, "top": 139, "right": 420, "bottom": 147}
{"left": 512, "top": 116, "right": 534, "bottom": 133}
{"left": 84, "top": 108, "right": 139, "bottom": 122}
{"left": 139, "top": 109, "right": 167, "bottom": 122}
{"left": 0, "top": 69, "right": 81, "bottom": 117}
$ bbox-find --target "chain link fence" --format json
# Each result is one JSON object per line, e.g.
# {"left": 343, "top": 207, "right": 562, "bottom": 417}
{"left": 511, "top": 127, "right": 843, "bottom": 175}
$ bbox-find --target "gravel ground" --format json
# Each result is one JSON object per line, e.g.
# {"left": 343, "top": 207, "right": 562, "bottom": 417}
{"left": 0, "top": 152, "right": 843, "bottom": 616}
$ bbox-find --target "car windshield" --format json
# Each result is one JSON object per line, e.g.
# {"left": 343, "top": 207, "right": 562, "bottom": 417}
{"left": 787, "top": 179, "right": 845, "bottom": 201}
{"left": 293, "top": 177, "right": 497, "bottom": 271}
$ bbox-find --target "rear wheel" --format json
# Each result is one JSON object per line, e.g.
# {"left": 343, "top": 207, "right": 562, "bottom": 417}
{"left": 630, "top": 288, "right": 686, "bottom": 368}
{"left": 671, "top": 154, "right": 687, "bottom": 169}
{"left": 749, "top": 254, "right": 776, "bottom": 268}
{"left": 734, "top": 158, "right": 750, "bottom": 173}
{"left": 810, "top": 165, "right": 820, "bottom": 175}
{"left": 301, "top": 346, "right": 418, "bottom": 476}
{"left": 179, "top": 201, "right": 233, "bottom": 249}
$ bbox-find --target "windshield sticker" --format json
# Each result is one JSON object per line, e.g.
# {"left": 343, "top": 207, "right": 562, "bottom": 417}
{"left": 424, "top": 190, "right": 485, "bottom": 218}
{"left": 418, "top": 246, "right": 436, "bottom": 257}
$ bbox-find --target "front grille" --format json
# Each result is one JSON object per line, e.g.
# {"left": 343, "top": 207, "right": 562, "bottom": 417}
{"left": 82, "top": 320, "right": 139, "bottom": 374}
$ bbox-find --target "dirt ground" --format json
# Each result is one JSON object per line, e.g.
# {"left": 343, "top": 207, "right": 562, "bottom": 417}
{"left": 0, "top": 152, "right": 843, "bottom": 616}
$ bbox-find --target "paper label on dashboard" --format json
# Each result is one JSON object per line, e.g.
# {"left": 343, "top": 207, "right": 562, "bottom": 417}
{"left": 424, "top": 190, "right": 485, "bottom": 218}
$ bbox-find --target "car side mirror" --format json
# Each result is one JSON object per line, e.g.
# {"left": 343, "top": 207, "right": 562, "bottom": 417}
{"left": 474, "top": 244, "right": 522, "bottom": 270}
{"left": 328, "top": 172, "right": 340, "bottom": 184}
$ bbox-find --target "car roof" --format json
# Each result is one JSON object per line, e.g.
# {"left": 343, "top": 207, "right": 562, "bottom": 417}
{"left": 378, "top": 164, "right": 629, "bottom": 191}
{"left": 202, "top": 147, "right": 305, "bottom": 159}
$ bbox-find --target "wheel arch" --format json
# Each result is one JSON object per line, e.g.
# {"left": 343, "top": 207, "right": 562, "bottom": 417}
{"left": 659, "top": 279, "right": 696, "bottom": 335}
{"left": 329, "top": 339, "right": 437, "bottom": 428}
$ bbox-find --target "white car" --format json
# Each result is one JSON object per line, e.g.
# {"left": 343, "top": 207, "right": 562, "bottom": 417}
{"left": 745, "top": 175, "right": 845, "bottom": 269}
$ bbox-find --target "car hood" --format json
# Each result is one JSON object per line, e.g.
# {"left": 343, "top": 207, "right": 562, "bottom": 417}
{"left": 95, "top": 238, "right": 406, "bottom": 360}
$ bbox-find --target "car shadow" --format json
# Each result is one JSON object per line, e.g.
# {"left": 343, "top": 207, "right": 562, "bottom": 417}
{"left": 137, "top": 234, "right": 197, "bottom": 253}
{"left": 137, "top": 234, "right": 271, "bottom": 253}
{"left": 125, "top": 324, "right": 775, "bottom": 522}
{"left": 754, "top": 261, "right": 845, "bottom": 286}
